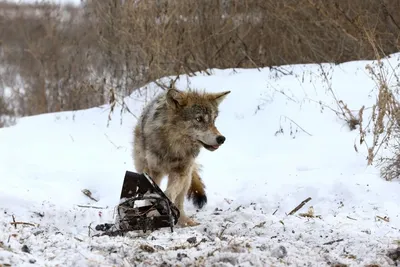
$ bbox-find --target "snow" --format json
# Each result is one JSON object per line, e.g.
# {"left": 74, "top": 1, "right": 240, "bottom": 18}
{"left": 1, "top": 54, "right": 400, "bottom": 266}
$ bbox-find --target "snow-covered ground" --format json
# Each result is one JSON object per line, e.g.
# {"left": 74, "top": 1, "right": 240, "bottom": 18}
{"left": 1, "top": 55, "right": 400, "bottom": 266}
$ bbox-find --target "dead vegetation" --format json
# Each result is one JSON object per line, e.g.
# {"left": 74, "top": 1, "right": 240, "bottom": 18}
{"left": 0, "top": 0, "right": 399, "bottom": 119}
{"left": 330, "top": 47, "right": 400, "bottom": 180}
{"left": 347, "top": 32, "right": 400, "bottom": 180}
{"left": 0, "top": 90, "right": 15, "bottom": 128}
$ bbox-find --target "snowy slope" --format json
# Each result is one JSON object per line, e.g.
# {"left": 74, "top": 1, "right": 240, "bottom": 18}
{"left": 1, "top": 55, "right": 400, "bottom": 266}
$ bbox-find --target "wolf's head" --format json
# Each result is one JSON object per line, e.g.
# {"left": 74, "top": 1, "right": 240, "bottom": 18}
{"left": 166, "top": 88, "right": 230, "bottom": 151}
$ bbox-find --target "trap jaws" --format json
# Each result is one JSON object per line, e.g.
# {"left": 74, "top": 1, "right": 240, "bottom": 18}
{"left": 115, "top": 171, "right": 180, "bottom": 233}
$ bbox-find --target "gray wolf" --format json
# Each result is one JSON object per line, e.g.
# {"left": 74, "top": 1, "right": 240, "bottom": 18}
{"left": 132, "top": 87, "right": 230, "bottom": 227}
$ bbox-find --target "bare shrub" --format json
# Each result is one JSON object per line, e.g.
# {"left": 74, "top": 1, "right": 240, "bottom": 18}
{"left": 379, "top": 127, "right": 400, "bottom": 181}
{"left": 288, "top": 2, "right": 400, "bottom": 177}
{"left": 1, "top": 0, "right": 400, "bottom": 122}
{"left": 0, "top": 92, "right": 15, "bottom": 128}
{"left": 88, "top": 0, "right": 400, "bottom": 73}
{"left": 364, "top": 59, "right": 400, "bottom": 180}
{"left": 343, "top": 28, "right": 400, "bottom": 179}
{"left": 0, "top": 1, "right": 106, "bottom": 116}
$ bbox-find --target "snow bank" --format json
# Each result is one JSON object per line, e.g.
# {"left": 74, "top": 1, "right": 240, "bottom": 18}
{"left": 1, "top": 54, "right": 400, "bottom": 266}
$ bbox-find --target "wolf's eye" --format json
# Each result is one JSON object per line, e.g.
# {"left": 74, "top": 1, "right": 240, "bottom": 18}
{"left": 195, "top": 116, "right": 204, "bottom": 123}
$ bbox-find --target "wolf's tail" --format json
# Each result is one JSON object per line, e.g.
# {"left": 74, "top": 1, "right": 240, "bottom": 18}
{"left": 187, "top": 163, "right": 207, "bottom": 209}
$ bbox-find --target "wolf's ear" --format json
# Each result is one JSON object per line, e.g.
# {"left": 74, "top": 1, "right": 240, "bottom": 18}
{"left": 209, "top": 91, "right": 231, "bottom": 106}
{"left": 166, "top": 89, "right": 186, "bottom": 108}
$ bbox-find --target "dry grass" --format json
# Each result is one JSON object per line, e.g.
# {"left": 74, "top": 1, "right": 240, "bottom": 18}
{"left": 0, "top": 95, "right": 15, "bottom": 128}
{"left": 364, "top": 58, "right": 400, "bottom": 180}
{"left": 344, "top": 28, "right": 400, "bottom": 180}
{"left": 0, "top": 0, "right": 399, "bottom": 120}
{"left": 380, "top": 138, "right": 400, "bottom": 181}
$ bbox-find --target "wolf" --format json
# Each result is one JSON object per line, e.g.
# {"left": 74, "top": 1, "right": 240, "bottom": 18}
{"left": 132, "top": 87, "right": 230, "bottom": 227}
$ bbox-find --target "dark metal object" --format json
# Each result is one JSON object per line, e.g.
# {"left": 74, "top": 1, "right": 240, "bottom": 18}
{"left": 94, "top": 171, "right": 180, "bottom": 236}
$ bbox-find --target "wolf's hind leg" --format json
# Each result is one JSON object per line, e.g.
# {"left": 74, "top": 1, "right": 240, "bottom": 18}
{"left": 187, "top": 164, "right": 207, "bottom": 209}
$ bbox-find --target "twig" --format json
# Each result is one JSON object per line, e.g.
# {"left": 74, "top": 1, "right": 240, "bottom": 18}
{"left": 154, "top": 81, "right": 170, "bottom": 91}
{"left": 234, "top": 205, "right": 242, "bottom": 211}
{"left": 74, "top": 237, "right": 83, "bottom": 242}
{"left": 104, "top": 134, "right": 123, "bottom": 150}
{"left": 305, "top": 98, "right": 342, "bottom": 117}
{"left": 76, "top": 205, "right": 108, "bottom": 209}
{"left": 288, "top": 197, "right": 312, "bottom": 215}
{"left": 154, "top": 76, "right": 180, "bottom": 91}
{"left": 281, "top": 116, "right": 313, "bottom": 136}
{"left": 270, "top": 66, "right": 293, "bottom": 76}
{"left": 88, "top": 222, "right": 95, "bottom": 237}
{"left": 193, "top": 238, "right": 207, "bottom": 248}
{"left": 224, "top": 198, "right": 232, "bottom": 204}
{"left": 207, "top": 248, "right": 221, "bottom": 257}
{"left": 253, "top": 221, "right": 266, "bottom": 228}
{"left": 33, "top": 211, "right": 45, "bottom": 217}
{"left": 218, "top": 224, "right": 229, "bottom": 238}
{"left": 272, "top": 208, "right": 278, "bottom": 215}
{"left": 10, "top": 222, "right": 37, "bottom": 227}
{"left": 7, "top": 234, "right": 14, "bottom": 243}
{"left": 376, "top": 215, "right": 390, "bottom": 222}
{"left": 347, "top": 216, "right": 357, "bottom": 221}
{"left": 121, "top": 99, "right": 138, "bottom": 120}
{"left": 12, "top": 215, "right": 16, "bottom": 229}
{"left": 81, "top": 189, "right": 98, "bottom": 202}
{"left": 323, "top": 238, "right": 344, "bottom": 245}
{"left": 273, "top": 88, "right": 298, "bottom": 103}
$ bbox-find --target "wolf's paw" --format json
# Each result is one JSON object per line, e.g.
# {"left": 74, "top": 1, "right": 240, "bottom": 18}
{"left": 178, "top": 216, "right": 200, "bottom": 227}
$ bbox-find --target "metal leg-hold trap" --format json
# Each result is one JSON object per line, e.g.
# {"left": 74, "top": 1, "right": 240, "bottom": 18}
{"left": 94, "top": 171, "right": 180, "bottom": 236}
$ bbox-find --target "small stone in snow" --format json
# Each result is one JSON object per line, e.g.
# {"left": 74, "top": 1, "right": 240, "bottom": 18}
{"left": 258, "top": 244, "right": 268, "bottom": 251}
{"left": 29, "top": 259, "right": 36, "bottom": 264}
{"left": 220, "top": 256, "right": 238, "bottom": 265}
{"left": 362, "top": 229, "right": 371, "bottom": 235}
{"left": 271, "top": 245, "right": 287, "bottom": 259}
{"left": 187, "top": 237, "right": 197, "bottom": 244}
{"left": 177, "top": 253, "right": 188, "bottom": 261}
{"left": 33, "top": 230, "right": 44, "bottom": 236}
{"left": 21, "top": 245, "right": 30, "bottom": 253}
{"left": 139, "top": 244, "right": 155, "bottom": 253}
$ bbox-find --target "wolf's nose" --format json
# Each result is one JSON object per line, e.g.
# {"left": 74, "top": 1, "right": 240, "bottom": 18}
{"left": 216, "top": 135, "right": 226, "bottom": 145}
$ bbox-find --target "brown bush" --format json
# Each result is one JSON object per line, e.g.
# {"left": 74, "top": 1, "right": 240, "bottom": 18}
{"left": 0, "top": 91, "right": 15, "bottom": 128}
{"left": 0, "top": 0, "right": 399, "bottom": 117}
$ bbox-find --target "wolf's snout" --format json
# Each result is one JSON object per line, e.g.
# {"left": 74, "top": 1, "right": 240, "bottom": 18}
{"left": 216, "top": 135, "right": 226, "bottom": 145}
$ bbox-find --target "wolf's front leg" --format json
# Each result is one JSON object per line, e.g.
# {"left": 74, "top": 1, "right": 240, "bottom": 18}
{"left": 165, "top": 172, "right": 199, "bottom": 227}
{"left": 175, "top": 187, "right": 200, "bottom": 227}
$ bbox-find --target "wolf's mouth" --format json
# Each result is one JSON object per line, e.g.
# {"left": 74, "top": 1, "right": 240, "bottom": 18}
{"left": 198, "top": 141, "right": 220, "bottom": 151}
